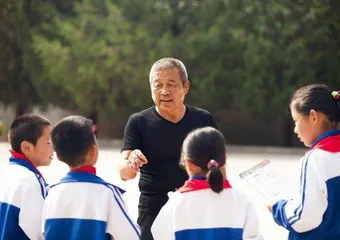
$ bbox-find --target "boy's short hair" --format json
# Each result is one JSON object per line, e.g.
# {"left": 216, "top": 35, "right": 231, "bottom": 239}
{"left": 51, "top": 116, "right": 96, "bottom": 167}
{"left": 9, "top": 114, "right": 51, "bottom": 153}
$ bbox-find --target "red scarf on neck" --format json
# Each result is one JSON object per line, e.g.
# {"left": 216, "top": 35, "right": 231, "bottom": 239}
{"left": 9, "top": 149, "right": 45, "bottom": 180}
{"left": 177, "top": 178, "right": 232, "bottom": 193}
{"left": 70, "top": 166, "right": 96, "bottom": 175}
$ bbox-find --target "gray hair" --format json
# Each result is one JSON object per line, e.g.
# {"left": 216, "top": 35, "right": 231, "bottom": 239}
{"left": 149, "top": 57, "right": 188, "bottom": 84}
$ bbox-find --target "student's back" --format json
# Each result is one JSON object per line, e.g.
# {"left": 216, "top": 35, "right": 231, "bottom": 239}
{"left": 0, "top": 115, "right": 53, "bottom": 240}
{"left": 151, "top": 127, "right": 262, "bottom": 240}
{"left": 43, "top": 171, "right": 139, "bottom": 240}
{"left": 42, "top": 116, "right": 140, "bottom": 240}
{"left": 153, "top": 182, "right": 258, "bottom": 239}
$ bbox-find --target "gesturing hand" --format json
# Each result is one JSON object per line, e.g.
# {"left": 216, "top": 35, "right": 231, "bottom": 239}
{"left": 127, "top": 149, "right": 148, "bottom": 172}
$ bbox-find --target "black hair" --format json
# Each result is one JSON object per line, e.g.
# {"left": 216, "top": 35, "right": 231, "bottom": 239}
{"left": 290, "top": 84, "right": 340, "bottom": 124}
{"left": 51, "top": 115, "right": 96, "bottom": 167}
{"left": 181, "top": 127, "right": 226, "bottom": 193}
{"left": 9, "top": 114, "right": 51, "bottom": 154}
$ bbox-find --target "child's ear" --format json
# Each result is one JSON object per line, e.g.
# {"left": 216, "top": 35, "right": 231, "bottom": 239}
{"left": 20, "top": 141, "right": 33, "bottom": 155}
{"left": 309, "top": 109, "right": 319, "bottom": 124}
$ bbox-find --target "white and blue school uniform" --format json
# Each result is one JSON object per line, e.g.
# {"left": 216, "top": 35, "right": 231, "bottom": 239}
{"left": 42, "top": 166, "right": 140, "bottom": 240}
{"left": 0, "top": 151, "right": 48, "bottom": 240}
{"left": 272, "top": 129, "right": 340, "bottom": 240}
{"left": 151, "top": 176, "right": 262, "bottom": 240}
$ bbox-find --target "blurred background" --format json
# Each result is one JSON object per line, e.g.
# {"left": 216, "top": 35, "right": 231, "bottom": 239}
{"left": 0, "top": 0, "right": 339, "bottom": 147}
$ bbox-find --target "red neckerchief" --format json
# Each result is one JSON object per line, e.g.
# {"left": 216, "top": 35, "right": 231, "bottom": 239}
{"left": 177, "top": 178, "right": 232, "bottom": 193}
{"left": 9, "top": 149, "right": 45, "bottom": 181}
{"left": 311, "top": 134, "right": 340, "bottom": 153}
{"left": 70, "top": 166, "right": 96, "bottom": 175}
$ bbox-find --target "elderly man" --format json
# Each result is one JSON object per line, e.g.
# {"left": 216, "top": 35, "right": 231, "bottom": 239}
{"left": 119, "top": 57, "right": 217, "bottom": 240}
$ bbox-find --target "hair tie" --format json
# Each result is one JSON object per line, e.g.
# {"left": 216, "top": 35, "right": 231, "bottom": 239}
{"left": 332, "top": 91, "right": 340, "bottom": 101}
{"left": 207, "top": 159, "right": 219, "bottom": 170}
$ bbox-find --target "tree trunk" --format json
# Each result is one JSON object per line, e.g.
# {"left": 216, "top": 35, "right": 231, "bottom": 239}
{"left": 88, "top": 111, "right": 99, "bottom": 137}
{"left": 15, "top": 104, "right": 28, "bottom": 118}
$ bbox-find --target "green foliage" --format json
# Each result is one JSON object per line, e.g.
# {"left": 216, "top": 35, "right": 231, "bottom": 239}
{"left": 0, "top": 0, "right": 339, "bottom": 144}
{"left": 34, "top": 0, "right": 154, "bottom": 116}
{"left": 234, "top": 1, "right": 340, "bottom": 118}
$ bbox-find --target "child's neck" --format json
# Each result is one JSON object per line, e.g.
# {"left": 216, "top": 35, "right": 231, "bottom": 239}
{"left": 188, "top": 171, "right": 206, "bottom": 179}
{"left": 70, "top": 165, "right": 96, "bottom": 175}
{"left": 70, "top": 163, "right": 94, "bottom": 170}
{"left": 10, "top": 149, "right": 39, "bottom": 167}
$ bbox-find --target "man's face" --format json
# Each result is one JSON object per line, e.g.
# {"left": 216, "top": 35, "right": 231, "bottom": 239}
{"left": 150, "top": 68, "right": 189, "bottom": 113}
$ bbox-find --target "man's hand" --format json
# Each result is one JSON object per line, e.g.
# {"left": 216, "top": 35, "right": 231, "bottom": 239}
{"left": 127, "top": 149, "right": 148, "bottom": 172}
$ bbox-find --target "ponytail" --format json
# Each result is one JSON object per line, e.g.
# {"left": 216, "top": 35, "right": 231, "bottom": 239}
{"left": 206, "top": 160, "right": 223, "bottom": 193}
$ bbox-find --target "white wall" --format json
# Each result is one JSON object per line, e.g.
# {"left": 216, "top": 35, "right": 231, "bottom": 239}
{"left": 0, "top": 104, "right": 72, "bottom": 134}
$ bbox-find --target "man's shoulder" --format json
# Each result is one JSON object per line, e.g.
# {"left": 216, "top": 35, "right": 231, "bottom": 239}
{"left": 128, "top": 106, "right": 155, "bottom": 121}
{"left": 186, "top": 105, "right": 212, "bottom": 118}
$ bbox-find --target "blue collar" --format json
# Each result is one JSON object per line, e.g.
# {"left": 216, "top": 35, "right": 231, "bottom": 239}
{"left": 189, "top": 175, "right": 206, "bottom": 180}
{"left": 50, "top": 171, "right": 125, "bottom": 194}
{"left": 310, "top": 129, "right": 340, "bottom": 149}
{"left": 9, "top": 157, "right": 48, "bottom": 198}
{"left": 9, "top": 157, "right": 46, "bottom": 184}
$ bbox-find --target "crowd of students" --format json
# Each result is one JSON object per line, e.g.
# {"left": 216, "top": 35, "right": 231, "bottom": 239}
{"left": 0, "top": 83, "right": 339, "bottom": 240}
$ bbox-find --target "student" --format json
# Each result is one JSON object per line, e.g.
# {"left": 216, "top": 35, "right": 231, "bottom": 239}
{"left": 151, "top": 126, "right": 262, "bottom": 240}
{"left": 270, "top": 84, "right": 340, "bottom": 239}
{"left": 42, "top": 116, "right": 140, "bottom": 240}
{"left": 0, "top": 114, "right": 53, "bottom": 240}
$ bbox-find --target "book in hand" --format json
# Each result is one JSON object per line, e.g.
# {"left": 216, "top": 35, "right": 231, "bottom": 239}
{"left": 239, "top": 159, "right": 293, "bottom": 204}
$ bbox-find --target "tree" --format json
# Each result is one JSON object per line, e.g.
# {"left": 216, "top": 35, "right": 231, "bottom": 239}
{"left": 231, "top": 1, "right": 340, "bottom": 145}
{"left": 33, "top": 0, "right": 155, "bottom": 134}
{"left": 0, "top": 1, "right": 43, "bottom": 115}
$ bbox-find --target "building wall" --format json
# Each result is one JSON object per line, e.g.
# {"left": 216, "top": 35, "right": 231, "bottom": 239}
{"left": 0, "top": 104, "right": 72, "bottom": 135}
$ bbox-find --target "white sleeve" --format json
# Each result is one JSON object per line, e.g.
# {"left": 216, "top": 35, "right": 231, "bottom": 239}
{"left": 151, "top": 197, "right": 174, "bottom": 240}
{"left": 242, "top": 202, "right": 263, "bottom": 240}
{"left": 41, "top": 196, "right": 48, "bottom": 237}
{"left": 19, "top": 183, "right": 45, "bottom": 240}
{"left": 106, "top": 187, "right": 140, "bottom": 240}
{"left": 272, "top": 153, "right": 327, "bottom": 233}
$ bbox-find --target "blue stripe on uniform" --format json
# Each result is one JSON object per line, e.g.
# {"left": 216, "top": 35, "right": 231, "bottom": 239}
{"left": 175, "top": 227, "right": 242, "bottom": 240}
{"left": 109, "top": 186, "right": 141, "bottom": 237}
{"left": 44, "top": 218, "right": 110, "bottom": 240}
{"left": 0, "top": 202, "right": 29, "bottom": 240}
{"left": 288, "top": 152, "right": 312, "bottom": 225}
{"left": 9, "top": 158, "right": 47, "bottom": 199}
{"left": 50, "top": 172, "right": 140, "bottom": 238}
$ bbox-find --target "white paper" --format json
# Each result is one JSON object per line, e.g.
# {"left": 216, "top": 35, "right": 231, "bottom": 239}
{"left": 239, "top": 159, "right": 293, "bottom": 204}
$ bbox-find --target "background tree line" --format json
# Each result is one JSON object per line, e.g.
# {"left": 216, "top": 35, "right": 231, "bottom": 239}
{"left": 1, "top": 0, "right": 339, "bottom": 146}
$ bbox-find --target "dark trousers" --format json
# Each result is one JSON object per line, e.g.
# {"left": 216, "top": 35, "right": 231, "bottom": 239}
{"left": 137, "top": 193, "right": 169, "bottom": 240}
{"left": 137, "top": 212, "right": 158, "bottom": 240}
